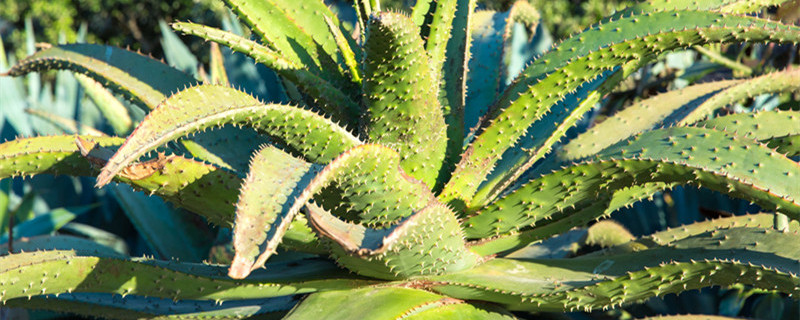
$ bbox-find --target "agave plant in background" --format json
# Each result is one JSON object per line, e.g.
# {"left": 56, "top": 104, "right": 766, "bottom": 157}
{"left": 2, "top": 0, "right": 800, "bottom": 318}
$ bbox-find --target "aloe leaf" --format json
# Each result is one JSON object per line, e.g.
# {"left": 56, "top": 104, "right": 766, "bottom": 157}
{"left": 465, "top": 127, "right": 800, "bottom": 239}
{"left": 770, "top": 135, "right": 800, "bottom": 157}
{"left": 469, "top": 182, "right": 678, "bottom": 256}
{"left": 424, "top": 227, "right": 800, "bottom": 312}
{"left": 221, "top": 0, "right": 351, "bottom": 87}
{"left": 306, "top": 202, "right": 479, "bottom": 280}
{"left": 74, "top": 73, "right": 132, "bottom": 135}
{"left": 561, "top": 69, "right": 800, "bottom": 161}
{"left": 606, "top": 213, "right": 800, "bottom": 251}
{"left": 0, "top": 235, "right": 125, "bottom": 257}
{"left": 111, "top": 185, "right": 212, "bottom": 262}
{"left": 0, "top": 135, "right": 236, "bottom": 225}
{"left": 0, "top": 250, "right": 373, "bottom": 303}
{"left": 312, "top": 145, "right": 437, "bottom": 228}
{"left": 159, "top": 20, "right": 199, "bottom": 77}
{"left": 363, "top": 12, "right": 447, "bottom": 189}
{"left": 229, "top": 145, "right": 321, "bottom": 279}
{"left": 284, "top": 287, "right": 513, "bottom": 320}
{"left": 172, "top": 22, "right": 360, "bottom": 123}
{"left": 440, "top": 0, "right": 476, "bottom": 176}
{"left": 93, "top": 84, "right": 360, "bottom": 187}
{"left": 3, "top": 44, "right": 196, "bottom": 109}
{"left": 7, "top": 294, "right": 295, "bottom": 319}
{"left": 0, "top": 135, "right": 319, "bottom": 251}
{"left": 464, "top": 1, "right": 540, "bottom": 132}
{"left": 352, "top": 0, "right": 371, "bottom": 41}
{"left": 0, "top": 206, "right": 93, "bottom": 243}
{"left": 698, "top": 110, "right": 800, "bottom": 143}
{"left": 603, "top": 0, "right": 790, "bottom": 22}
{"left": 583, "top": 220, "right": 634, "bottom": 248}
{"left": 323, "top": 16, "right": 361, "bottom": 85}
{"left": 441, "top": 10, "right": 800, "bottom": 208}
{"left": 208, "top": 42, "right": 229, "bottom": 86}
{"left": 559, "top": 79, "right": 741, "bottom": 161}
{"left": 233, "top": 144, "right": 438, "bottom": 279}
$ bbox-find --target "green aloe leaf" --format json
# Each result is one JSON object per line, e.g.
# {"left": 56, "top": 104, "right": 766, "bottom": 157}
{"left": 0, "top": 250, "right": 374, "bottom": 303}
{"left": 74, "top": 73, "right": 133, "bottom": 135}
{"left": 5, "top": 294, "right": 295, "bottom": 320}
{"left": 229, "top": 145, "right": 321, "bottom": 279}
{"left": 233, "top": 144, "right": 439, "bottom": 279}
{"left": 698, "top": 110, "right": 800, "bottom": 142}
{"left": 283, "top": 287, "right": 514, "bottom": 320}
{"left": 0, "top": 206, "right": 94, "bottom": 243}
{"left": 465, "top": 127, "right": 800, "bottom": 239}
{"left": 159, "top": 20, "right": 199, "bottom": 77}
{"left": 465, "top": 1, "right": 539, "bottom": 131}
{"left": 0, "top": 234, "right": 125, "bottom": 257}
{"left": 306, "top": 202, "right": 479, "bottom": 280}
{"left": 561, "top": 68, "right": 800, "bottom": 161}
{"left": 0, "top": 135, "right": 237, "bottom": 225}
{"left": 0, "top": 135, "right": 319, "bottom": 251}
{"left": 3, "top": 44, "right": 196, "bottom": 110}
{"left": 424, "top": 226, "right": 800, "bottom": 312}
{"left": 93, "top": 84, "right": 360, "bottom": 187}
{"left": 442, "top": 10, "right": 800, "bottom": 208}
{"left": 363, "top": 12, "right": 447, "bottom": 189}
{"left": 172, "top": 22, "right": 360, "bottom": 123}
{"left": 221, "top": 0, "right": 353, "bottom": 89}
{"left": 440, "top": 0, "right": 477, "bottom": 177}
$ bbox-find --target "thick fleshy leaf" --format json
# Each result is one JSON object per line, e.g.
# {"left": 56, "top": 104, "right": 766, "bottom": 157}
{"left": 221, "top": 0, "right": 352, "bottom": 88}
{"left": 0, "top": 235, "right": 125, "bottom": 258}
{"left": 561, "top": 68, "right": 800, "bottom": 161}
{"left": 74, "top": 73, "right": 133, "bottom": 135}
{"left": 283, "top": 287, "right": 514, "bottom": 320}
{"left": 229, "top": 145, "right": 321, "bottom": 279}
{"left": 440, "top": 0, "right": 477, "bottom": 178}
{"left": 362, "top": 12, "right": 447, "bottom": 189}
{"left": 423, "top": 226, "right": 800, "bottom": 312}
{"left": 441, "top": 10, "right": 800, "bottom": 208}
{"left": 94, "top": 85, "right": 360, "bottom": 187}
{"left": 0, "top": 250, "right": 374, "bottom": 303}
{"left": 6, "top": 294, "right": 296, "bottom": 319}
{"left": 233, "top": 144, "right": 437, "bottom": 279}
{"left": 306, "top": 202, "right": 479, "bottom": 280}
{"left": 0, "top": 206, "right": 93, "bottom": 244}
{"left": 172, "top": 22, "right": 360, "bottom": 123}
{"left": 465, "top": 127, "right": 800, "bottom": 239}
{"left": 3, "top": 44, "right": 196, "bottom": 109}
{"left": 698, "top": 110, "right": 800, "bottom": 142}
{"left": 465, "top": 2, "right": 540, "bottom": 132}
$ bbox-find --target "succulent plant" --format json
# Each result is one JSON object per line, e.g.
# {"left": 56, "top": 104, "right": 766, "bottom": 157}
{"left": 2, "top": 0, "right": 800, "bottom": 318}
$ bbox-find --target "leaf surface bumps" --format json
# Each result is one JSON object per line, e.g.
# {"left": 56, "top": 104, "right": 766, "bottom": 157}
{"left": 95, "top": 85, "right": 360, "bottom": 187}
{"left": 465, "top": 127, "right": 800, "bottom": 238}
{"left": 234, "top": 144, "right": 438, "bottom": 278}
{"left": 0, "top": 250, "right": 372, "bottom": 303}
{"left": 229, "top": 145, "right": 321, "bottom": 279}
{"left": 362, "top": 12, "right": 447, "bottom": 189}
{"left": 442, "top": 10, "right": 800, "bottom": 207}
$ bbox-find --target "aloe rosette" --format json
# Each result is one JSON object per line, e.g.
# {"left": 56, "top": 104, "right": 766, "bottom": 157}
{"left": 2, "top": 0, "right": 800, "bottom": 318}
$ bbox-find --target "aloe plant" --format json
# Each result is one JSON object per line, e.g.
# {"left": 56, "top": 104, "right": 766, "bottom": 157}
{"left": 2, "top": 0, "right": 800, "bottom": 318}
